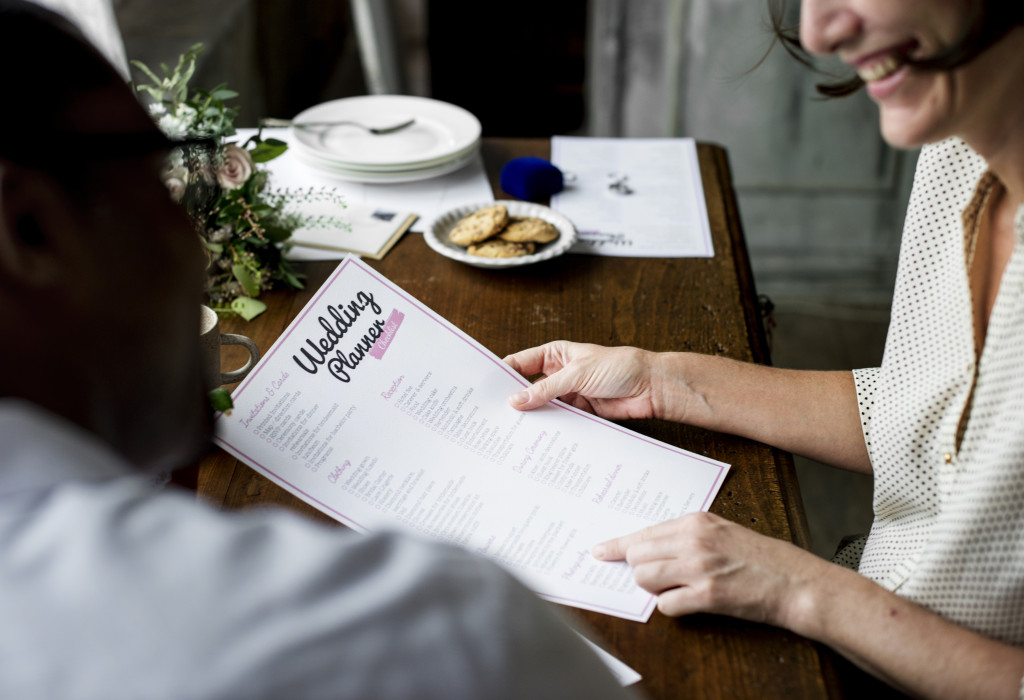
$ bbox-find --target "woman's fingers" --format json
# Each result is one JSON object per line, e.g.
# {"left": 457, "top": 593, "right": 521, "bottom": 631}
{"left": 654, "top": 585, "right": 706, "bottom": 617}
{"left": 594, "top": 512, "right": 816, "bottom": 625}
{"left": 503, "top": 344, "right": 559, "bottom": 378}
{"left": 593, "top": 515, "right": 701, "bottom": 562}
{"left": 505, "top": 342, "right": 581, "bottom": 410}
{"left": 508, "top": 371, "right": 583, "bottom": 410}
{"left": 504, "top": 341, "right": 656, "bottom": 418}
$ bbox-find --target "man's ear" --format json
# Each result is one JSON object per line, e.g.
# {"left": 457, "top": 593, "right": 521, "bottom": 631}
{"left": 0, "top": 160, "right": 81, "bottom": 290}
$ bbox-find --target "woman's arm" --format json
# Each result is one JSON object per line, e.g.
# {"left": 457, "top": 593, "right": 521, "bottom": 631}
{"left": 505, "top": 341, "right": 871, "bottom": 473}
{"left": 595, "top": 513, "right": 1024, "bottom": 699}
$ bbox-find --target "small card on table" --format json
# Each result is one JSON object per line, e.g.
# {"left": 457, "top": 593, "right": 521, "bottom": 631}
{"left": 289, "top": 201, "right": 417, "bottom": 260}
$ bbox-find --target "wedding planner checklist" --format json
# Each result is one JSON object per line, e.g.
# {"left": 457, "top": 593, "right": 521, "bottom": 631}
{"left": 214, "top": 256, "right": 729, "bottom": 622}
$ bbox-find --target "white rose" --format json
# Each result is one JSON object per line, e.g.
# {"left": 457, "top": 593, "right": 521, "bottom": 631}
{"left": 164, "top": 176, "right": 186, "bottom": 202}
{"left": 217, "top": 144, "right": 254, "bottom": 190}
{"left": 165, "top": 148, "right": 184, "bottom": 170}
{"left": 162, "top": 165, "right": 188, "bottom": 202}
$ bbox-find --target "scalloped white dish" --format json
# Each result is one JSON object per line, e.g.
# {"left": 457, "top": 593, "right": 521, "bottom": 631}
{"left": 424, "top": 201, "right": 578, "bottom": 269}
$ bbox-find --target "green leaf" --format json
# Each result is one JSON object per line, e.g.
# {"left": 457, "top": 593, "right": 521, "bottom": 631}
{"left": 204, "top": 241, "right": 224, "bottom": 253}
{"left": 211, "top": 88, "right": 239, "bottom": 100}
{"left": 231, "top": 264, "right": 261, "bottom": 297}
{"left": 208, "top": 387, "right": 234, "bottom": 414}
{"left": 130, "top": 59, "right": 163, "bottom": 87}
{"left": 250, "top": 140, "right": 288, "bottom": 163}
{"left": 282, "top": 269, "right": 305, "bottom": 289}
{"left": 231, "top": 296, "right": 267, "bottom": 321}
{"left": 264, "top": 223, "right": 292, "bottom": 243}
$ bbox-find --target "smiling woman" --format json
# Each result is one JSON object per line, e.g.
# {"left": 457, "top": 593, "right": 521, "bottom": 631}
{"left": 790, "top": 1, "right": 1024, "bottom": 150}
{"left": 500, "top": 1, "right": 1024, "bottom": 697}
{"left": 768, "top": 0, "right": 1024, "bottom": 97}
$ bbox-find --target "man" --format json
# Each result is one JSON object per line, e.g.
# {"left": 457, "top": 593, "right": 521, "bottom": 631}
{"left": 0, "top": 2, "right": 627, "bottom": 697}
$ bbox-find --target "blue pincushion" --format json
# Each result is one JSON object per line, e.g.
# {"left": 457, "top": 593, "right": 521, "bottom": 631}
{"left": 500, "top": 157, "right": 565, "bottom": 202}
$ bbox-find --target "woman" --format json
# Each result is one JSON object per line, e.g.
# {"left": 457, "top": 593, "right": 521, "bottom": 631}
{"left": 504, "top": 1, "right": 1024, "bottom": 697}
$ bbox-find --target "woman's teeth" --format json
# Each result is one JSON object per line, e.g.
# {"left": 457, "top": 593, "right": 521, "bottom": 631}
{"left": 858, "top": 55, "right": 903, "bottom": 82}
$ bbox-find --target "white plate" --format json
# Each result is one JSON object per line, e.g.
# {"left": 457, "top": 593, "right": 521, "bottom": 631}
{"left": 292, "top": 136, "right": 480, "bottom": 173}
{"left": 424, "top": 201, "right": 578, "bottom": 269}
{"left": 290, "top": 96, "right": 482, "bottom": 167}
{"left": 293, "top": 146, "right": 479, "bottom": 184}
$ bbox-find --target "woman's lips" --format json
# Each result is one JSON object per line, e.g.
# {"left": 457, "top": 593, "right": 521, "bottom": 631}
{"left": 864, "top": 63, "right": 911, "bottom": 99}
{"left": 858, "top": 54, "right": 903, "bottom": 82}
{"left": 852, "top": 41, "right": 919, "bottom": 100}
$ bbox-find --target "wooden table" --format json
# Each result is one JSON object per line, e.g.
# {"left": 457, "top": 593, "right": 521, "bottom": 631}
{"left": 196, "top": 138, "right": 886, "bottom": 698}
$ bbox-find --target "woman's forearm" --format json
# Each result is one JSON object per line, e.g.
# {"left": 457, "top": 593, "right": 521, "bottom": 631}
{"left": 787, "top": 563, "right": 1024, "bottom": 699}
{"left": 650, "top": 353, "right": 872, "bottom": 473}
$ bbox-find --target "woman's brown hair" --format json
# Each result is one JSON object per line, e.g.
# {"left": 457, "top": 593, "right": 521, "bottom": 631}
{"left": 767, "top": 0, "right": 1024, "bottom": 97}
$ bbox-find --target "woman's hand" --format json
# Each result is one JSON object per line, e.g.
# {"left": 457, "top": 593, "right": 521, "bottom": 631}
{"left": 507, "top": 343, "right": 872, "bottom": 472}
{"left": 592, "top": 512, "right": 822, "bottom": 625}
{"left": 504, "top": 341, "right": 660, "bottom": 420}
{"left": 595, "top": 514, "right": 1024, "bottom": 698}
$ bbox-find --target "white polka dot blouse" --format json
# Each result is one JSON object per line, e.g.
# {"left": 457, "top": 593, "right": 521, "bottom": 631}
{"left": 842, "top": 137, "right": 1024, "bottom": 647}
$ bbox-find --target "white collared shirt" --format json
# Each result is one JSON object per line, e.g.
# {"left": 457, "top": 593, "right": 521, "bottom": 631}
{"left": 0, "top": 400, "right": 626, "bottom": 699}
{"left": 845, "top": 137, "right": 1024, "bottom": 648}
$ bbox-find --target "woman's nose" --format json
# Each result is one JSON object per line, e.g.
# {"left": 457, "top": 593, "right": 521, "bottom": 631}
{"left": 800, "top": 0, "right": 861, "bottom": 55}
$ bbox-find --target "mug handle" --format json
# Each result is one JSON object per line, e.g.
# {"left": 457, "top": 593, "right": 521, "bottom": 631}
{"left": 219, "top": 333, "right": 261, "bottom": 384}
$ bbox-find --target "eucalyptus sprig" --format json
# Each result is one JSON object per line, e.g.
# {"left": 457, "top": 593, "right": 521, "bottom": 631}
{"left": 131, "top": 43, "right": 238, "bottom": 138}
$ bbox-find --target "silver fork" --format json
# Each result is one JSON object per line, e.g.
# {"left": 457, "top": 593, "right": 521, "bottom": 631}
{"left": 259, "top": 117, "right": 416, "bottom": 135}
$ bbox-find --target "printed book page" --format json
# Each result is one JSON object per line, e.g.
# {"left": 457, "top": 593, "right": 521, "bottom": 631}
{"left": 214, "top": 255, "right": 729, "bottom": 622}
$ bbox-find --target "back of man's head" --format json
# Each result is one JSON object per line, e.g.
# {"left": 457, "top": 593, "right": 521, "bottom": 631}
{"left": 0, "top": 0, "right": 213, "bottom": 472}
{"left": 0, "top": 0, "right": 126, "bottom": 169}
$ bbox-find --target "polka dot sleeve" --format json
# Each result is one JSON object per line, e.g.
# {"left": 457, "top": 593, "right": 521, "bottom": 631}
{"left": 852, "top": 367, "right": 881, "bottom": 466}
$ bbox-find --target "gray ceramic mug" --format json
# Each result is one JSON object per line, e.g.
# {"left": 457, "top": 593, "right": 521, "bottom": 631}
{"left": 199, "top": 305, "right": 260, "bottom": 387}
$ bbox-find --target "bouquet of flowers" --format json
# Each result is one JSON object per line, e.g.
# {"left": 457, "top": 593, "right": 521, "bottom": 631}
{"left": 132, "top": 44, "right": 343, "bottom": 320}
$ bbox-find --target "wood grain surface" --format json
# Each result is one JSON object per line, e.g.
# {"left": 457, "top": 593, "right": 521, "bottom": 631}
{"left": 193, "top": 138, "right": 892, "bottom": 699}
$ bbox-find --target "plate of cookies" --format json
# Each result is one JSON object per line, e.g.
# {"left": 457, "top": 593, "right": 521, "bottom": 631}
{"left": 424, "top": 201, "right": 577, "bottom": 268}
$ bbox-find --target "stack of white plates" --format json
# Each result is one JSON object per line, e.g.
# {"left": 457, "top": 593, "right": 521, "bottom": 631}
{"left": 288, "top": 95, "right": 482, "bottom": 184}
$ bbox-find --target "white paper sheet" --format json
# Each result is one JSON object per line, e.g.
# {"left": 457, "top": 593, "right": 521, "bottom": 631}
{"left": 550, "top": 137, "right": 714, "bottom": 258}
{"left": 578, "top": 633, "right": 642, "bottom": 686}
{"left": 214, "top": 256, "right": 729, "bottom": 622}
{"left": 232, "top": 128, "right": 494, "bottom": 247}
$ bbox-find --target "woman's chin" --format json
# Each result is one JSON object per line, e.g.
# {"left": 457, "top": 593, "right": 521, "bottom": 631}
{"left": 876, "top": 86, "right": 954, "bottom": 150}
{"left": 878, "top": 113, "right": 938, "bottom": 151}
